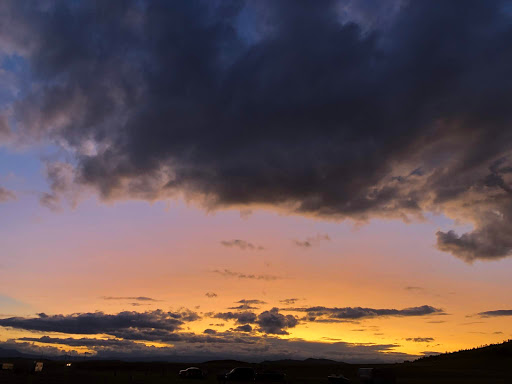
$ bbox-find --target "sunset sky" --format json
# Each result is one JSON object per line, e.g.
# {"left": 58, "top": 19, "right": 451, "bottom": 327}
{"left": 1, "top": 0, "right": 512, "bottom": 363}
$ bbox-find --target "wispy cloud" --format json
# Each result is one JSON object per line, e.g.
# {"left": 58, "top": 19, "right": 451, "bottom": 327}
{"left": 293, "top": 234, "right": 330, "bottom": 248}
{"left": 478, "top": 309, "right": 512, "bottom": 317}
{"left": 228, "top": 299, "right": 267, "bottom": 310}
{"left": 205, "top": 292, "right": 218, "bottom": 298}
{"left": 0, "top": 186, "right": 16, "bottom": 202}
{"left": 221, "top": 240, "right": 264, "bottom": 251}
{"left": 406, "top": 337, "right": 435, "bottom": 343}
{"left": 404, "top": 286, "right": 424, "bottom": 292}
{"left": 102, "top": 296, "right": 160, "bottom": 302}
{"left": 280, "top": 298, "right": 301, "bottom": 305}
{"left": 287, "top": 305, "right": 444, "bottom": 321}
{"left": 213, "top": 269, "right": 281, "bottom": 281}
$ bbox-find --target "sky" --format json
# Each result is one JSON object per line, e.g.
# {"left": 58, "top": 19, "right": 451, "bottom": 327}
{"left": 0, "top": 0, "right": 512, "bottom": 363}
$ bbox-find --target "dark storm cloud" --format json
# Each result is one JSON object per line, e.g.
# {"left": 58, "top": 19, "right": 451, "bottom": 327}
{"left": 0, "top": 186, "right": 16, "bottom": 202}
{"left": 478, "top": 309, "right": 512, "bottom": 317}
{"left": 256, "top": 307, "right": 298, "bottom": 335}
{"left": 288, "top": 305, "right": 443, "bottom": 320}
{"left": 406, "top": 337, "right": 435, "bottom": 343}
{"left": 0, "top": 309, "right": 200, "bottom": 335}
{"left": 221, "top": 240, "right": 264, "bottom": 251}
{"left": 3, "top": 1, "right": 512, "bottom": 261}
{"left": 213, "top": 269, "right": 281, "bottom": 281}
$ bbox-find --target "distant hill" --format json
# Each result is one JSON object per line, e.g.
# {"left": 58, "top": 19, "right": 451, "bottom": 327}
{"left": 261, "top": 358, "right": 343, "bottom": 365}
{"left": 0, "top": 347, "right": 37, "bottom": 359}
{"left": 414, "top": 339, "right": 512, "bottom": 364}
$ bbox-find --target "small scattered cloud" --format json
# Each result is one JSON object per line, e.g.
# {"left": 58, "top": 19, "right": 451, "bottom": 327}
{"left": 234, "top": 324, "right": 253, "bottom": 333}
{"left": 0, "top": 186, "right": 16, "bottom": 203}
{"left": 229, "top": 299, "right": 267, "bottom": 310}
{"left": 0, "top": 115, "right": 11, "bottom": 143}
{"left": 406, "top": 337, "right": 435, "bottom": 343}
{"left": 229, "top": 304, "right": 259, "bottom": 310}
{"left": 221, "top": 240, "right": 264, "bottom": 251}
{"left": 280, "top": 298, "right": 300, "bottom": 305}
{"left": 213, "top": 269, "right": 281, "bottom": 281}
{"left": 39, "top": 161, "right": 84, "bottom": 211}
{"left": 404, "top": 286, "right": 424, "bottom": 292}
{"left": 293, "top": 234, "right": 330, "bottom": 248}
{"left": 205, "top": 292, "right": 217, "bottom": 298}
{"left": 203, "top": 329, "right": 217, "bottom": 334}
{"left": 478, "top": 309, "right": 512, "bottom": 317}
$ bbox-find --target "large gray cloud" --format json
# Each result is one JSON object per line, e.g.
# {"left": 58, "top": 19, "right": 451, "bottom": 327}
{"left": 0, "top": 309, "right": 200, "bottom": 335}
{"left": 212, "top": 311, "right": 257, "bottom": 325}
{"left": 2, "top": 1, "right": 512, "bottom": 261}
{"left": 256, "top": 307, "right": 298, "bottom": 335}
{"left": 212, "top": 307, "right": 298, "bottom": 335}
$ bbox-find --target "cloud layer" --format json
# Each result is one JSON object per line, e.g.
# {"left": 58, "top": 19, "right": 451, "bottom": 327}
{"left": 0, "top": 307, "right": 420, "bottom": 363}
{"left": 2, "top": 1, "right": 512, "bottom": 261}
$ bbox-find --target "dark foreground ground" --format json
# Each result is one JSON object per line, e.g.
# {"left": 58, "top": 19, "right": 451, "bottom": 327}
{"left": 1, "top": 341, "right": 511, "bottom": 383}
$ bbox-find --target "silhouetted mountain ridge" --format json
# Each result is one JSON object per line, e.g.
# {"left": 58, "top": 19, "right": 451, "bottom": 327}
{"left": 414, "top": 339, "right": 512, "bottom": 363}
{"left": 261, "top": 358, "right": 343, "bottom": 365}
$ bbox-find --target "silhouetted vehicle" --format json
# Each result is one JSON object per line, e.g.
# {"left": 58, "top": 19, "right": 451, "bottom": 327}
{"left": 179, "top": 367, "right": 205, "bottom": 379}
{"left": 327, "top": 373, "right": 351, "bottom": 384}
{"left": 255, "top": 371, "right": 286, "bottom": 382}
{"left": 357, "top": 368, "right": 395, "bottom": 384}
{"left": 224, "top": 367, "right": 255, "bottom": 382}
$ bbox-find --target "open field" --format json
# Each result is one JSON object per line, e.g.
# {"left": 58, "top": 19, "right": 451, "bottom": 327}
{"left": 0, "top": 351, "right": 510, "bottom": 384}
